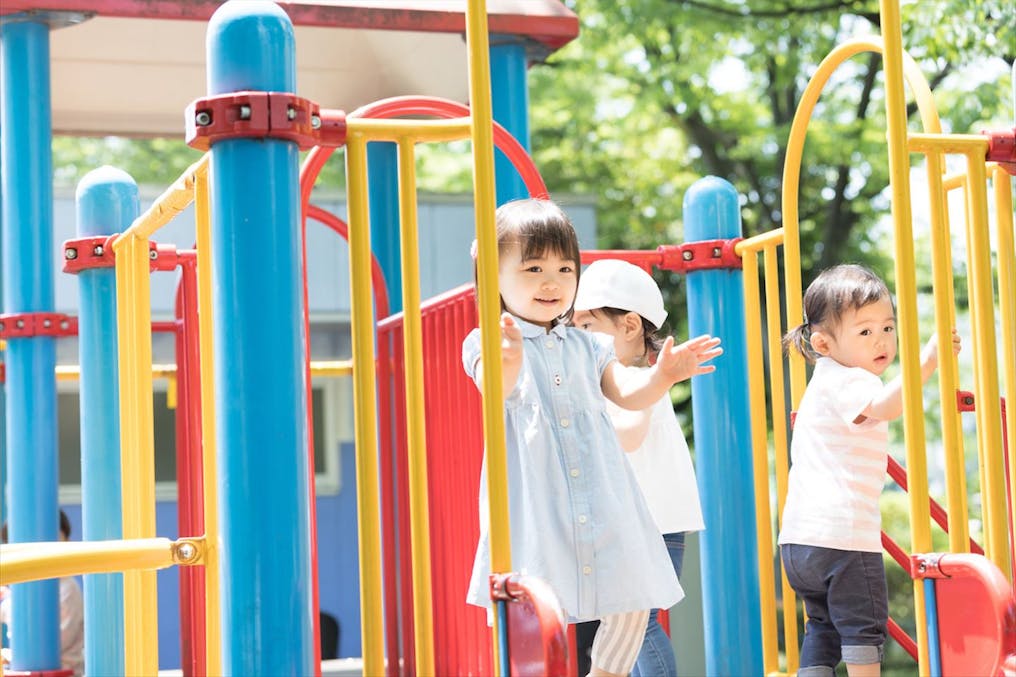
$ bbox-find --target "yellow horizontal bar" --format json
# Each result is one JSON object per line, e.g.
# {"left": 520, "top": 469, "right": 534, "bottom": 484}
{"left": 114, "top": 155, "right": 210, "bottom": 245}
{"left": 908, "top": 134, "right": 991, "bottom": 155}
{"left": 345, "top": 118, "right": 473, "bottom": 144}
{"left": 0, "top": 537, "right": 205, "bottom": 585}
{"left": 56, "top": 363, "right": 178, "bottom": 382}
{"left": 941, "top": 172, "right": 967, "bottom": 191}
{"left": 54, "top": 360, "right": 350, "bottom": 381}
{"left": 311, "top": 360, "right": 353, "bottom": 377}
{"left": 735, "top": 228, "right": 785, "bottom": 255}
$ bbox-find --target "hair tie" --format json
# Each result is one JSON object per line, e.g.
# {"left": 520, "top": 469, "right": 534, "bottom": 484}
{"left": 469, "top": 239, "right": 478, "bottom": 260}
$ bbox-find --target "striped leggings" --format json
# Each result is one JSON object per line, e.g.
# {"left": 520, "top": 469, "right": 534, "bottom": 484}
{"left": 590, "top": 609, "right": 650, "bottom": 675}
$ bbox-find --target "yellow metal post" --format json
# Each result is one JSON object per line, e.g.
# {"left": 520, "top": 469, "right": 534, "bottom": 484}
{"left": 112, "top": 231, "right": 159, "bottom": 677}
{"left": 344, "top": 133, "right": 386, "bottom": 677}
{"left": 465, "top": 0, "right": 512, "bottom": 674}
{"left": 397, "top": 139, "right": 436, "bottom": 676}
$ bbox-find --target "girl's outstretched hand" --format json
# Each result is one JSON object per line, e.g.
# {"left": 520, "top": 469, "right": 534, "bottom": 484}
{"left": 501, "top": 313, "right": 523, "bottom": 370}
{"left": 656, "top": 334, "right": 723, "bottom": 384}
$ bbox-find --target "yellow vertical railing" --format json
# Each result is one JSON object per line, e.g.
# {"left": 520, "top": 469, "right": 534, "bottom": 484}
{"left": 344, "top": 131, "right": 386, "bottom": 677}
{"left": 193, "top": 163, "right": 222, "bottom": 675}
{"left": 921, "top": 151, "right": 969, "bottom": 553}
{"left": 396, "top": 139, "right": 436, "bottom": 677}
{"left": 464, "top": 0, "right": 511, "bottom": 674}
{"left": 880, "top": 1, "right": 933, "bottom": 670}
{"left": 740, "top": 241, "right": 779, "bottom": 676}
{"left": 112, "top": 229, "right": 159, "bottom": 677}
{"left": 993, "top": 165, "right": 1016, "bottom": 558}
{"left": 111, "top": 155, "right": 210, "bottom": 675}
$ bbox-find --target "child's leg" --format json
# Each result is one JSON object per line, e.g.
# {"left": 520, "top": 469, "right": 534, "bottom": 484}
{"left": 631, "top": 532, "right": 685, "bottom": 677}
{"left": 589, "top": 610, "right": 650, "bottom": 677}
{"left": 781, "top": 544, "right": 842, "bottom": 676}
{"left": 829, "top": 552, "right": 887, "bottom": 677}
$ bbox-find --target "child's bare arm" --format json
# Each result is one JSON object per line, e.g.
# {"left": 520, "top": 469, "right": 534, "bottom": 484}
{"left": 608, "top": 403, "right": 654, "bottom": 452}
{"left": 602, "top": 334, "right": 722, "bottom": 411}
{"left": 859, "top": 329, "right": 961, "bottom": 422}
{"left": 472, "top": 313, "right": 524, "bottom": 400}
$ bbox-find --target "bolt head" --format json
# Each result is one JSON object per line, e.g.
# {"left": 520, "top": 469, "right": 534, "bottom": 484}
{"left": 65, "top": 248, "right": 78, "bottom": 260}
{"left": 287, "top": 106, "right": 296, "bottom": 121}
{"left": 178, "top": 543, "right": 196, "bottom": 561}
{"left": 239, "top": 104, "right": 252, "bottom": 120}
{"left": 311, "top": 115, "right": 322, "bottom": 130}
{"left": 682, "top": 250, "right": 694, "bottom": 261}
{"left": 93, "top": 245, "right": 104, "bottom": 256}
{"left": 149, "top": 249, "right": 158, "bottom": 260}
{"left": 712, "top": 247, "right": 722, "bottom": 257}
{"left": 195, "top": 111, "right": 212, "bottom": 127}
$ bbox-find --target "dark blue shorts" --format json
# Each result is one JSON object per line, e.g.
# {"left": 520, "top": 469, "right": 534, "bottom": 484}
{"left": 781, "top": 543, "right": 888, "bottom": 675}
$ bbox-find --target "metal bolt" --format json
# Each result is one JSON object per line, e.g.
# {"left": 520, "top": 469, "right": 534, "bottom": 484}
{"left": 311, "top": 114, "right": 321, "bottom": 130}
{"left": 149, "top": 249, "right": 158, "bottom": 260}
{"left": 43, "top": 319, "right": 52, "bottom": 328}
{"left": 964, "top": 396, "right": 975, "bottom": 406}
{"left": 239, "top": 104, "right": 252, "bottom": 120}
{"left": 682, "top": 250, "right": 694, "bottom": 261}
{"left": 712, "top": 247, "right": 722, "bottom": 257}
{"left": 93, "top": 245, "right": 104, "bottom": 256}
{"left": 16, "top": 320, "right": 25, "bottom": 329}
{"left": 177, "top": 542, "right": 196, "bottom": 562}
{"left": 60, "top": 320, "right": 69, "bottom": 330}
{"left": 195, "top": 111, "right": 212, "bottom": 127}
{"left": 287, "top": 106, "right": 296, "bottom": 121}
{"left": 65, "top": 248, "right": 78, "bottom": 260}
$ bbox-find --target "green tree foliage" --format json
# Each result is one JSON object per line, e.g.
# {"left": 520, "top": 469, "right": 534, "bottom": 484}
{"left": 530, "top": 0, "right": 1013, "bottom": 281}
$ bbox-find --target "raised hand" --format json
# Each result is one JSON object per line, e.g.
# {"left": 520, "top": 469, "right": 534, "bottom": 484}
{"left": 655, "top": 334, "right": 723, "bottom": 384}
{"left": 501, "top": 312, "right": 524, "bottom": 371}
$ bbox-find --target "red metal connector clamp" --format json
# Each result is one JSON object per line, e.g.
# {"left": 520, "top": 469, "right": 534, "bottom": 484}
{"left": 983, "top": 127, "right": 1016, "bottom": 176}
{"left": 63, "top": 236, "right": 183, "bottom": 274}
{"left": 63, "top": 235, "right": 116, "bottom": 273}
{"left": 0, "top": 312, "right": 78, "bottom": 339}
{"left": 911, "top": 552, "right": 947, "bottom": 579}
{"left": 490, "top": 572, "right": 524, "bottom": 602}
{"left": 658, "top": 238, "right": 744, "bottom": 273}
{"left": 185, "top": 91, "right": 347, "bottom": 151}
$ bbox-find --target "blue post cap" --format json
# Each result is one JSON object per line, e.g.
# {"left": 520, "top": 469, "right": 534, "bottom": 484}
{"left": 75, "top": 166, "right": 139, "bottom": 237}
{"left": 683, "top": 176, "right": 742, "bottom": 240}
{"left": 207, "top": 0, "right": 295, "bottom": 95}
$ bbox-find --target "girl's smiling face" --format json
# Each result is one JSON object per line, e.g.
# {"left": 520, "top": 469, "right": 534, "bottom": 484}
{"left": 498, "top": 242, "right": 578, "bottom": 329}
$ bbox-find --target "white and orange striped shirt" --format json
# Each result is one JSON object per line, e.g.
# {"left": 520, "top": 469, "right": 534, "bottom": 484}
{"left": 778, "top": 357, "right": 889, "bottom": 553}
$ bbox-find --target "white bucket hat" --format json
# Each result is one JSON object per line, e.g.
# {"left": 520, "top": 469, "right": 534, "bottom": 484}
{"left": 574, "top": 259, "right": 668, "bottom": 329}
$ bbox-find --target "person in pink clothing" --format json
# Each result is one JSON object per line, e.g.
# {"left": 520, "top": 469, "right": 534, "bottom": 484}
{"left": 779, "top": 264, "right": 960, "bottom": 677}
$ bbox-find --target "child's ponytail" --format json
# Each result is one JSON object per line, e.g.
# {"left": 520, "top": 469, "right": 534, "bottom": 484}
{"left": 782, "top": 321, "right": 818, "bottom": 363}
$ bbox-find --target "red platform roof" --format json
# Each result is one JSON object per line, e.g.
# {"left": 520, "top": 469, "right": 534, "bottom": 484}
{"left": 0, "top": 1, "right": 579, "bottom": 136}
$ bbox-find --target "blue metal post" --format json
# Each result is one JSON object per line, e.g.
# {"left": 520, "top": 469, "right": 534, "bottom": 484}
{"left": 75, "top": 166, "right": 134, "bottom": 676}
{"left": 683, "top": 176, "right": 763, "bottom": 675}
{"left": 925, "top": 578, "right": 942, "bottom": 677}
{"left": 368, "top": 143, "right": 402, "bottom": 313}
{"left": 0, "top": 16, "right": 60, "bottom": 671}
{"left": 490, "top": 35, "right": 530, "bottom": 205}
{"left": 206, "top": 2, "right": 312, "bottom": 674}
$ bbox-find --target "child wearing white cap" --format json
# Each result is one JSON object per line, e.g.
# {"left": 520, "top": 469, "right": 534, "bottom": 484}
{"left": 572, "top": 259, "right": 706, "bottom": 677}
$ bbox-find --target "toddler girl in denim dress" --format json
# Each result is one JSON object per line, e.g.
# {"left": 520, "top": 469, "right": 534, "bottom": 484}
{"left": 462, "top": 198, "right": 722, "bottom": 677}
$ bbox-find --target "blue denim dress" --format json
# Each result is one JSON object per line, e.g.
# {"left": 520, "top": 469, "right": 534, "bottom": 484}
{"left": 462, "top": 317, "right": 683, "bottom": 621}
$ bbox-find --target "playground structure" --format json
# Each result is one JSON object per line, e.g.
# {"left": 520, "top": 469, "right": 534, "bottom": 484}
{"left": 0, "top": 1, "right": 1014, "bottom": 677}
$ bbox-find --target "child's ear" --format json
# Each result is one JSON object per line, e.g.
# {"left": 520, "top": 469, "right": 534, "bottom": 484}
{"left": 622, "top": 312, "right": 642, "bottom": 341}
{"left": 809, "top": 329, "right": 832, "bottom": 356}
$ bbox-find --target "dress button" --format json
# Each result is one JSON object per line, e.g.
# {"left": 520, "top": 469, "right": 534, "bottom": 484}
{"left": 570, "top": 468, "right": 580, "bottom": 477}
{"left": 578, "top": 515, "right": 587, "bottom": 524}
{"left": 583, "top": 566, "right": 592, "bottom": 575}
{"left": 560, "top": 418, "right": 570, "bottom": 428}
{"left": 554, "top": 374, "right": 562, "bottom": 386}
{"left": 545, "top": 339, "right": 554, "bottom": 349}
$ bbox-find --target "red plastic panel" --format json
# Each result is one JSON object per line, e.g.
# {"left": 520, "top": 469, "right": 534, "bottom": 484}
{"left": 932, "top": 554, "right": 1016, "bottom": 676}
{"left": 500, "top": 575, "right": 571, "bottom": 677}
